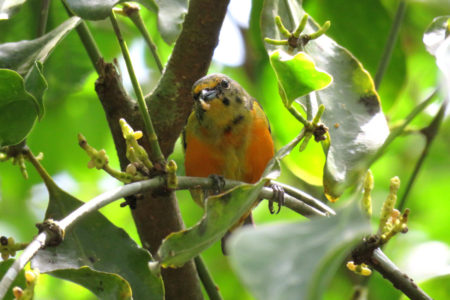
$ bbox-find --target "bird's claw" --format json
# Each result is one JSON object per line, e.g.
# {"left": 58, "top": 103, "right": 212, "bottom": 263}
{"left": 209, "top": 174, "right": 226, "bottom": 195}
{"left": 268, "top": 184, "right": 285, "bottom": 214}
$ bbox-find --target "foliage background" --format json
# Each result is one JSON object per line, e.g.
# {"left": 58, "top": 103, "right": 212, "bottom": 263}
{"left": 0, "top": 0, "right": 449, "bottom": 299}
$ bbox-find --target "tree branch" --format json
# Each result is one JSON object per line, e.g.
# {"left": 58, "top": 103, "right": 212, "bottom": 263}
{"left": 0, "top": 175, "right": 330, "bottom": 297}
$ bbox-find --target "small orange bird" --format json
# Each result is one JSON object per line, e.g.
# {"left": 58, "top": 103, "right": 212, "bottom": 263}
{"left": 183, "top": 73, "right": 275, "bottom": 228}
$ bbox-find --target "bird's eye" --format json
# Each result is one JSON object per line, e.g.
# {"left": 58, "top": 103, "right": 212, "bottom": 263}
{"left": 220, "top": 79, "right": 230, "bottom": 89}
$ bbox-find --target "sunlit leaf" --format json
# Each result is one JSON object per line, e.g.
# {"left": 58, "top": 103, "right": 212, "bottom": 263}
{"left": 50, "top": 267, "right": 132, "bottom": 300}
{"left": 0, "top": 69, "right": 38, "bottom": 147}
{"left": 0, "top": 16, "right": 81, "bottom": 76}
{"left": 228, "top": 204, "right": 370, "bottom": 300}
{"left": 269, "top": 50, "right": 332, "bottom": 107}
{"left": 31, "top": 181, "right": 164, "bottom": 300}
{"left": 262, "top": 0, "right": 389, "bottom": 201}
{"left": 0, "top": 259, "right": 26, "bottom": 300}
{"left": 0, "top": 0, "right": 26, "bottom": 20}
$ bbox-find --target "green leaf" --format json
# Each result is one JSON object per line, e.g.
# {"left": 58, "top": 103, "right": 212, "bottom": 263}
{"left": 155, "top": 0, "right": 187, "bottom": 44}
{"left": 262, "top": 0, "right": 389, "bottom": 201}
{"left": 0, "top": 69, "right": 38, "bottom": 147}
{"left": 0, "top": 0, "right": 26, "bottom": 20}
{"left": 228, "top": 205, "right": 370, "bottom": 300}
{"left": 23, "top": 61, "right": 47, "bottom": 120}
{"left": 64, "top": 0, "right": 158, "bottom": 20}
{"left": 269, "top": 50, "right": 332, "bottom": 107}
{"left": 399, "top": 274, "right": 450, "bottom": 300}
{"left": 0, "top": 16, "right": 81, "bottom": 76}
{"left": 0, "top": 259, "right": 26, "bottom": 300}
{"left": 31, "top": 182, "right": 164, "bottom": 300}
{"left": 158, "top": 180, "right": 268, "bottom": 268}
{"left": 50, "top": 267, "right": 132, "bottom": 300}
{"left": 157, "top": 132, "right": 302, "bottom": 267}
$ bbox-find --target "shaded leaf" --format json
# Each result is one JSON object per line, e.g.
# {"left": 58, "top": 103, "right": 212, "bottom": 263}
{"left": 155, "top": 0, "right": 187, "bottom": 44}
{"left": 0, "top": 0, "right": 26, "bottom": 20}
{"left": 23, "top": 61, "right": 47, "bottom": 120}
{"left": 0, "top": 259, "right": 26, "bottom": 300}
{"left": 31, "top": 181, "right": 164, "bottom": 300}
{"left": 228, "top": 205, "right": 370, "bottom": 300}
{"left": 262, "top": 0, "right": 389, "bottom": 201}
{"left": 51, "top": 267, "right": 132, "bottom": 300}
{"left": 0, "top": 69, "right": 38, "bottom": 147}
{"left": 399, "top": 274, "right": 450, "bottom": 300}
{"left": 0, "top": 16, "right": 81, "bottom": 76}
{"left": 269, "top": 50, "right": 332, "bottom": 107}
{"left": 64, "top": 0, "right": 157, "bottom": 20}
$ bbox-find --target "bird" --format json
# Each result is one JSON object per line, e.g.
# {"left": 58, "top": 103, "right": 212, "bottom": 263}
{"left": 183, "top": 73, "right": 275, "bottom": 251}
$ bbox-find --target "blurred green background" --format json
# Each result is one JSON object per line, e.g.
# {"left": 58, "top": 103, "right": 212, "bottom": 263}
{"left": 1, "top": 0, "right": 449, "bottom": 299}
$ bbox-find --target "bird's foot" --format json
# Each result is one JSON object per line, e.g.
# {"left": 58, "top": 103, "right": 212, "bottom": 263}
{"left": 268, "top": 184, "right": 285, "bottom": 214}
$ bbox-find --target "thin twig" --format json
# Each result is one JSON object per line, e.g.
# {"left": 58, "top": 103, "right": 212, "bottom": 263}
{"left": 121, "top": 4, "right": 164, "bottom": 73}
{"left": 0, "top": 173, "right": 331, "bottom": 296}
{"left": 194, "top": 256, "right": 223, "bottom": 300}
{"left": 370, "top": 89, "right": 438, "bottom": 164}
{"left": 109, "top": 12, "right": 165, "bottom": 166}
{"left": 374, "top": 0, "right": 407, "bottom": 89}
{"left": 62, "top": 0, "right": 102, "bottom": 73}
{"left": 369, "top": 249, "right": 431, "bottom": 300}
{"left": 37, "top": 0, "right": 51, "bottom": 37}
{"left": 398, "top": 99, "right": 448, "bottom": 211}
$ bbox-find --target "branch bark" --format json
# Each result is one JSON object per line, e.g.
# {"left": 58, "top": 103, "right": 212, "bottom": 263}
{"left": 95, "top": 0, "right": 230, "bottom": 299}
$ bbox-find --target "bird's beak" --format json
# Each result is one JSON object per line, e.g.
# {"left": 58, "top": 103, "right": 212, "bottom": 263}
{"left": 198, "top": 89, "right": 218, "bottom": 111}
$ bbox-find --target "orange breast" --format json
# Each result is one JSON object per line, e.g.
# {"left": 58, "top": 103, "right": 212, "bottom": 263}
{"left": 243, "top": 107, "right": 274, "bottom": 183}
{"left": 184, "top": 132, "right": 223, "bottom": 178}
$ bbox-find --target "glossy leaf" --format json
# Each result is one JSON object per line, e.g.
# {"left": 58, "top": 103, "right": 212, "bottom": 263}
{"left": 31, "top": 181, "right": 164, "bottom": 300}
{"left": 228, "top": 205, "right": 370, "bottom": 300}
{"left": 51, "top": 267, "right": 132, "bottom": 300}
{"left": 0, "top": 0, "right": 26, "bottom": 20}
{"left": 157, "top": 132, "right": 302, "bottom": 267}
{"left": 0, "top": 259, "right": 26, "bottom": 300}
{"left": 0, "top": 69, "right": 38, "bottom": 147}
{"left": 155, "top": 0, "right": 187, "bottom": 44}
{"left": 269, "top": 50, "right": 332, "bottom": 107}
{"left": 23, "top": 61, "right": 47, "bottom": 120}
{"left": 262, "top": 0, "right": 389, "bottom": 201}
{"left": 64, "top": 0, "right": 157, "bottom": 20}
{"left": 0, "top": 16, "right": 81, "bottom": 76}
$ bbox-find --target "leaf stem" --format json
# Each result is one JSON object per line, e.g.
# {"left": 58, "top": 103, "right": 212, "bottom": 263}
{"left": 287, "top": 106, "right": 309, "bottom": 127}
{"left": 109, "top": 12, "right": 165, "bottom": 166}
{"left": 398, "top": 99, "right": 447, "bottom": 211}
{"left": 121, "top": 4, "right": 164, "bottom": 73}
{"left": 194, "top": 256, "right": 223, "bottom": 300}
{"left": 374, "top": 0, "right": 407, "bottom": 89}
{"left": 24, "top": 147, "right": 56, "bottom": 189}
{"left": 62, "top": 0, "right": 102, "bottom": 73}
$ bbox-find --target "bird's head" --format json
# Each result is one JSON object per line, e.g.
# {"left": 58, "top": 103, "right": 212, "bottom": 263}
{"left": 192, "top": 73, "right": 253, "bottom": 130}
